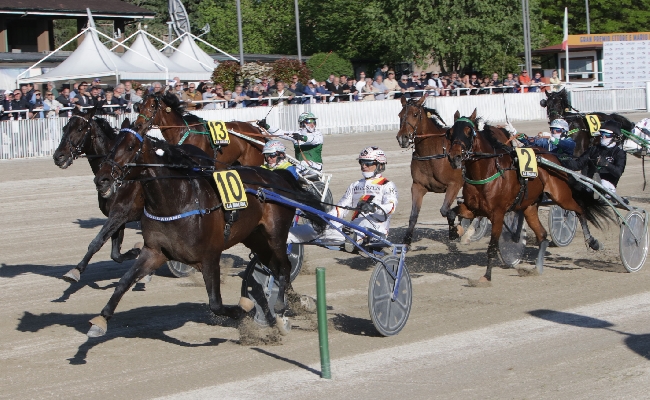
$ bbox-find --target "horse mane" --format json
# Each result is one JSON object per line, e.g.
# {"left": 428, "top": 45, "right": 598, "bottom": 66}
{"left": 480, "top": 120, "right": 512, "bottom": 151}
{"left": 93, "top": 117, "right": 117, "bottom": 140}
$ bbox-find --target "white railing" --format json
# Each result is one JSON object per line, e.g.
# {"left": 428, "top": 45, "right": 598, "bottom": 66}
{"left": 1, "top": 87, "right": 647, "bottom": 160}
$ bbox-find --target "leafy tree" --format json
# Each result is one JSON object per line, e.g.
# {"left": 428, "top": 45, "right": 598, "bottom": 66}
{"left": 211, "top": 61, "right": 241, "bottom": 91}
{"left": 306, "top": 52, "right": 353, "bottom": 81}
{"left": 271, "top": 59, "right": 311, "bottom": 84}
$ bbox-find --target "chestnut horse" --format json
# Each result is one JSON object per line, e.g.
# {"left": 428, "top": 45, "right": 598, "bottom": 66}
{"left": 133, "top": 91, "right": 265, "bottom": 168}
{"left": 540, "top": 88, "right": 635, "bottom": 155}
{"left": 448, "top": 110, "right": 613, "bottom": 284}
{"left": 89, "top": 129, "right": 325, "bottom": 337}
{"left": 396, "top": 96, "right": 463, "bottom": 245}
{"left": 53, "top": 109, "right": 143, "bottom": 282}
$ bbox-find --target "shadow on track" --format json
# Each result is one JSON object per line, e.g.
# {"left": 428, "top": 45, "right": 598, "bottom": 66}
{"left": 17, "top": 302, "right": 229, "bottom": 365}
{"left": 251, "top": 347, "right": 321, "bottom": 376}
{"left": 528, "top": 309, "right": 650, "bottom": 361}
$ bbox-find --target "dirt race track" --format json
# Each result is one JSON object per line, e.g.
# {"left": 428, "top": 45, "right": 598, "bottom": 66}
{"left": 2, "top": 113, "right": 650, "bottom": 399}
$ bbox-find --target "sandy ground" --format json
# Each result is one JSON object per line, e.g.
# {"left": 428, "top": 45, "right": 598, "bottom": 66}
{"left": 1, "top": 112, "right": 650, "bottom": 399}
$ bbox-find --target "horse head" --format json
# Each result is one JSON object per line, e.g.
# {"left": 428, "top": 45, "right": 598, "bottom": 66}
{"left": 134, "top": 90, "right": 184, "bottom": 135}
{"left": 447, "top": 109, "right": 478, "bottom": 169}
{"left": 396, "top": 96, "right": 427, "bottom": 148}
{"left": 540, "top": 88, "right": 569, "bottom": 122}
{"left": 53, "top": 107, "right": 98, "bottom": 168}
{"left": 95, "top": 119, "right": 146, "bottom": 199}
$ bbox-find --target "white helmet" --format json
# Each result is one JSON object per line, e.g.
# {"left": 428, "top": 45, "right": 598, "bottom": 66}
{"left": 550, "top": 119, "right": 569, "bottom": 132}
{"left": 358, "top": 146, "right": 387, "bottom": 164}
{"left": 262, "top": 140, "right": 286, "bottom": 154}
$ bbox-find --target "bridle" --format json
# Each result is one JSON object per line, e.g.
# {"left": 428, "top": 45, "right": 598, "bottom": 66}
{"left": 64, "top": 114, "right": 94, "bottom": 159}
{"left": 137, "top": 94, "right": 161, "bottom": 133}
{"left": 399, "top": 103, "right": 424, "bottom": 143}
{"left": 100, "top": 128, "right": 145, "bottom": 186}
{"left": 449, "top": 118, "right": 477, "bottom": 161}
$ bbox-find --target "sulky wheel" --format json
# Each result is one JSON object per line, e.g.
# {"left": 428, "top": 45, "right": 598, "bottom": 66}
{"left": 368, "top": 255, "right": 412, "bottom": 337}
{"left": 469, "top": 216, "right": 491, "bottom": 242}
{"left": 240, "top": 256, "right": 289, "bottom": 332}
{"left": 166, "top": 260, "right": 195, "bottom": 278}
{"left": 548, "top": 205, "right": 577, "bottom": 247}
{"left": 619, "top": 210, "right": 649, "bottom": 273}
{"left": 498, "top": 211, "right": 527, "bottom": 268}
{"left": 288, "top": 243, "right": 304, "bottom": 282}
{"left": 308, "top": 181, "right": 334, "bottom": 212}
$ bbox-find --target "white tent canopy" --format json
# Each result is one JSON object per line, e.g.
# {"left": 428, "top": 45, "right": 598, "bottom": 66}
{"left": 169, "top": 35, "right": 216, "bottom": 73}
{"left": 19, "top": 29, "right": 149, "bottom": 84}
{"left": 120, "top": 32, "right": 211, "bottom": 81}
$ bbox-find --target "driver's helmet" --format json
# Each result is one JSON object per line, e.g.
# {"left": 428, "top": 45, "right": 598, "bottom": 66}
{"left": 595, "top": 120, "right": 622, "bottom": 139}
{"left": 262, "top": 139, "right": 286, "bottom": 154}
{"left": 549, "top": 119, "right": 569, "bottom": 133}
{"left": 298, "top": 112, "right": 317, "bottom": 126}
{"left": 358, "top": 146, "right": 387, "bottom": 168}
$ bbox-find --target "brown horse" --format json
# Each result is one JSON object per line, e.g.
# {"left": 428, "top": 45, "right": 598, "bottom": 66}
{"left": 90, "top": 129, "right": 325, "bottom": 337}
{"left": 448, "top": 110, "right": 613, "bottom": 284}
{"left": 133, "top": 91, "right": 265, "bottom": 168}
{"left": 396, "top": 96, "right": 464, "bottom": 245}
{"left": 52, "top": 109, "right": 143, "bottom": 282}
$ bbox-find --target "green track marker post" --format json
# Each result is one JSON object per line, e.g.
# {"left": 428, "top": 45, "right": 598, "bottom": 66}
{"left": 316, "top": 267, "right": 331, "bottom": 379}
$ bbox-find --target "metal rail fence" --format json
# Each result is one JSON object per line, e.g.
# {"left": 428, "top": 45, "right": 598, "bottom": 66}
{"left": 1, "top": 87, "right": 647, "bottom": 160}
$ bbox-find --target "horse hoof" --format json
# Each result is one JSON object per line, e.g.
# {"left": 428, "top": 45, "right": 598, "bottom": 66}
{"left": 460, "top": 226, "right": 476, "bottom": 245}
{"left": 455, "top": 225, "right": 464, "bottom": 238}
{"left": 300, "top": 295, "right": 317, "bottom": 312}
{"left": 62, "top": 269, "right": 81, "bottom": 283}
{"left": 88, "top": 316, "right": 107, "bottom": 337}
{"left": 139, "top": 272, "right": 153, "bottom": 284}
{"left": 276, "top": 315, "right": 291, "bottom": 336}
{"left": 238, "top": 296, "right": 255, "bottom": 312}
{"left": 588, "top": 238, "right": 602, "bottom": 251}
{"left": 133, "top": 241, "right": 144, "bottom": 250}
{"left": 467, "top": 277, "right": 492, "bottom": 288}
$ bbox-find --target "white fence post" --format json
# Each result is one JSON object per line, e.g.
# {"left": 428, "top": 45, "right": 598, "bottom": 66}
{"left": 646, "top": 81, "right": 650, "bottom": 112}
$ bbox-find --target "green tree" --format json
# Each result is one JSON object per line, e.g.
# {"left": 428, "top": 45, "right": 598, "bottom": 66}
{"left": 306, "top": 52, "right": 353, "bottom": 81}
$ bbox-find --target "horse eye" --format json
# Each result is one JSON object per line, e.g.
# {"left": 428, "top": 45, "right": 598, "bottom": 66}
{"left": 127, "top": 146, "right": 134, "bottom": 151}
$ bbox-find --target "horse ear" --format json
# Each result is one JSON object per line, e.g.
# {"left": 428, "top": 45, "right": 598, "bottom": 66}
{"left": 545, "top": 90, "right": 550, "bottom": 98}
{"left": 470, "top": 108, "right": 477, "bottom": 121}
{"left": 87, "top": 106, "right": 97, "bottom": 118}
{"left": 121, "top": 118, "right": 130, "bottom": 129}
{"left": 454, "top": 111, "right": 460, "bottom": 121}
{"left": 400, "top": 96, "right": 407, "bottom": 106}
{"left": 416, "top": 95, "right": 426, "bottom": 106}
{"left": 560, "top": 88, "right": 566, "bottom": 95}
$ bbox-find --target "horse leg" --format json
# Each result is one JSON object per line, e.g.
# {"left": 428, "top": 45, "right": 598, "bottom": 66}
{"left": 202, "top": 252, "right": 246, "bottom": 320}
{"left": 442, "top": 182, "right": 463, "bottom": 240}
{"left": 403, "top": 183, "right": 427, "bottom": 246}
{"left": 479, "top": 211, "right": 506, "bottom": 284}
{"left": 110, "top": 224, "right": 141, "bottom": 263}
{"left": 87, "top": 247, "right": 166, "bottom": 337}
{"left": 578, "top": 214, "right": 601, "bottom": 250}
{"left": 63, "top": 214, "right": 130, "bottom": 283}
{"left": 522, "top": 205, "right": 549, "bottom": 273}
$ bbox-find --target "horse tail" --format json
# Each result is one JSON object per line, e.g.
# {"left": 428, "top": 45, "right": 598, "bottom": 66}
{"left": 272, "top": 170, "right": 328, "bottom": 232}
{"left": 569, "top": 180, "right": 616, "bottom": 230}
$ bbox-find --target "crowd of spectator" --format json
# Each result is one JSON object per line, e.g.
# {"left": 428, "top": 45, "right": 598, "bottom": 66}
{"left": 0, "top": 68, "right": 562, "bottom": 119}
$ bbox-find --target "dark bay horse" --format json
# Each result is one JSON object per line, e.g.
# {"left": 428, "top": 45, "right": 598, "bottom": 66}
{"left": 396, "top": 96, "right": 464, "bottom": 245}
{"left": 448, "top": 110, "right": 613, "bottom": 284}
{"left": 540, "top": 88, "right": 635, "bottom": 155}
{"left": 133, "top": 91, "right": 265, "bottom": 168}
{"left": 90, "top": 129, "right": 325, "bottom": 337}
{"left": 53, "top": 109, "right": 143, "bottom": 282}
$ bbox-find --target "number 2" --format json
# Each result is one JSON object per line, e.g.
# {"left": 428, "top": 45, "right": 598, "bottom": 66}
{"left": 522, "top": 149, "right": 533, "bottom": 171}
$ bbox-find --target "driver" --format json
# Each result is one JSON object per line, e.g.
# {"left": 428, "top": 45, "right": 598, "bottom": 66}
{"left": 562, "top": 120, "right": 627, "bottom": 193}
{"left": 260, "top": 140, "right": 299, "bottom": 180}
{"left": 258, "top": 112, "right": 324, "bottom": 172}
{"left": 504, "top": 119, "right": 576, "bottom": 157}
{"left": 288, "top": 146, "right": 398, "bottom": 244}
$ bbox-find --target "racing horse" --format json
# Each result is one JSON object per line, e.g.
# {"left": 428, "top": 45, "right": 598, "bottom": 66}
{"left": 447, "top": 110, "right": 614, "bottom": 284}
{"left": 396, "top": 96, "right": 463, "bottom": 245}
{"left": 133, "top": 91, "right": 265, "bottom": 168}
{"left": 89, "top": 128, "right": 326, "bottom": 337}
{"left": 540, "top": 88, "right": 634, "bottom": 155}
{"left": 53, "top": 109, "right": 143, "bottom": 283}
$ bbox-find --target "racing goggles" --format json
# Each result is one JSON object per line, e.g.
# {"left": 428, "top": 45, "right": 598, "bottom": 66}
{"left": 303, "top": 118, "right": 316, "bottom": 125}
{"left": 264, "top": 152, "right": 282, "bottom": 159}
{"left": 550, "top": 127, "right": 564, "bottom": 133}
{"left": 358, "top": 160, "right": 377, "bottom": 167}
{"left": 599, "top": 129, "right": 614, "bottom": 138}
